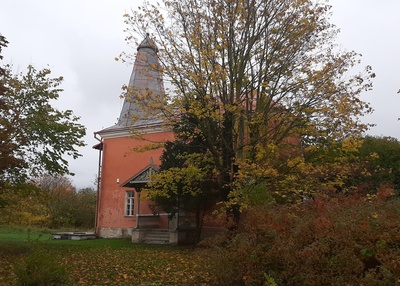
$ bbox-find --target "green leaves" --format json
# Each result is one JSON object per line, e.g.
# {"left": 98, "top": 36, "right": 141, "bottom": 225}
{"left": 147, "top": 151, "right": 218, "bottom": 213}
{"left": 0, "top": 64, "right": 86, "bottom": 182}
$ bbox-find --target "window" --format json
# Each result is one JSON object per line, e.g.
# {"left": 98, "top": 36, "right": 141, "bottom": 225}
{"left": 125, "top": 191, "right": 134, "bottom": 216}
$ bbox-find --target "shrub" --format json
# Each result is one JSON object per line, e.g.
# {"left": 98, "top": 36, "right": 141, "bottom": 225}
{"left": 14, "top": 243, "right": 70, "bottom": 286}
{"left": 203, "top": 192, "right": 400, "bottom": 285}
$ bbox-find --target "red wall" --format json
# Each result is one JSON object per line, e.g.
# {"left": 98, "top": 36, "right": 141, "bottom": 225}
{"left": 97, "top": 131, "right": 174, "bottom": 230}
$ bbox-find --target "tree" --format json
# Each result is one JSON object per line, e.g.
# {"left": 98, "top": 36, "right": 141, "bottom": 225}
{"left": 0, "top": 173, "right": 112, "bottom": 229}
{"left": 35, "top": 175, "right": 77, "bottom": 228}
{"left": 0, "top": 60, "right": 86, "bottom": 183}
{"left": 75, "top": 187, "right": 97, "bottom": 228}
{"left": 0, "top": 33, "right": 8, "bottom": 93}
{"left": 147, "top": 138, "right": 220, "bottom": 241}
{"left": 35, "top": 175, "right": 97, "bottom": 228}
{"left": 124, "top": 0, "right": 374, "bottom": 207}
{"left": 0, "top": 182, "right": 50, "bottom": 226}
{"left": 0, "top": 34, "right": 14, "bottom": 184}
{"left": 356, "top": 136, "right": 400, "bottom": 193}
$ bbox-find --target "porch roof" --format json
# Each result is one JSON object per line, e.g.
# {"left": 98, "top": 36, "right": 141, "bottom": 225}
{"left": 121, "top": 162, "right": 159, "bottom": 188}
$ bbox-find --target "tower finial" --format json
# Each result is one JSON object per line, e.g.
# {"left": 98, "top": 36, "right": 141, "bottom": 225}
{"left": 137, "top": 33, "right": 158, "bottom": 52}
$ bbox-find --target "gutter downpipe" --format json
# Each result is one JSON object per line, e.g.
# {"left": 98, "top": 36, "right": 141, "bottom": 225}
{"left": 94, "top": 132, "right": 103, "bottom": 236}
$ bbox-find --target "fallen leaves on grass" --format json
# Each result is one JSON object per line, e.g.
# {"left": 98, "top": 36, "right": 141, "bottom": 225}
{"left": 58, "top": 246, "right": 212, "bottom": 285}
{"left": 1, "top": 237, "right": 213, "bottom": 286}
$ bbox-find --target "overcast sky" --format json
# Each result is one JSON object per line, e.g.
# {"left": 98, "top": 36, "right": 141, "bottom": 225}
{"left": 1, "top": 0, "right": 399, "bottom": 189}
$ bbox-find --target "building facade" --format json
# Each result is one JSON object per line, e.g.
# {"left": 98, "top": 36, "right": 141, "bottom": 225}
{"left": 94, "top": 35, "right": 175, "bottom": 240}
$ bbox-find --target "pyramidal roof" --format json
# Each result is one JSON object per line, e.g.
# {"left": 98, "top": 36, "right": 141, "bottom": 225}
{"left": 96, "top": 34, "right": 164, "bottom": 137}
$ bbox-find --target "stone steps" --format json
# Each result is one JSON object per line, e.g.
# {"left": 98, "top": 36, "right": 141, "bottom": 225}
{"left": 142, "top": 229, "right": 170, "bottom": 244}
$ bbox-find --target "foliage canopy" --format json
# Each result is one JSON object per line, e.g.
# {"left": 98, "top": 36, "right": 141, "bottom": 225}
{"left": 0, "top": 37, "right": 86, "bottom": 183}
{"left": 0, "top": 175, "right": 96, "bottom": 229}
{"left": 124, "top": 0, "right": 374, "bottom": 206}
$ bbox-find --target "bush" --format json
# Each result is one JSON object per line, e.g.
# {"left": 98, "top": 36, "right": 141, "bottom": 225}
{"left": 203, "top": 191, "right": 400, "bottom": 285}
{"left": 14, "top": 243, "right": 70, "bottom": 286}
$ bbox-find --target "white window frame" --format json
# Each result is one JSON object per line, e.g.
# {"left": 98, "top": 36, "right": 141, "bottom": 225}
{"left": 125, "top": 191, "right": 135, "bottom": 216}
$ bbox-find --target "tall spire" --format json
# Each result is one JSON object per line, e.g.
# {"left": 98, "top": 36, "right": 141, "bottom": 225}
{"left": 117, "top": 34, "right": 164, "bottom": 127}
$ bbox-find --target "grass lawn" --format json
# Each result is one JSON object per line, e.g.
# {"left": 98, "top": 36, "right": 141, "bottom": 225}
{"left": 0, "top": 226, "right": 213, "bottom": 285}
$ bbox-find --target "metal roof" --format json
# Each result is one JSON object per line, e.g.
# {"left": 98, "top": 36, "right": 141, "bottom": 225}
{"left": 96, "top": 34, "right": 164, "bottom": 136}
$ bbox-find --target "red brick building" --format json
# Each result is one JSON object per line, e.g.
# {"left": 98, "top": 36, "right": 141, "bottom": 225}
{"left": 94, "top": 35, "right": 176, "bottom": 242}
{"left": 93, "top": 35, "right": 298, "bottom": 244}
